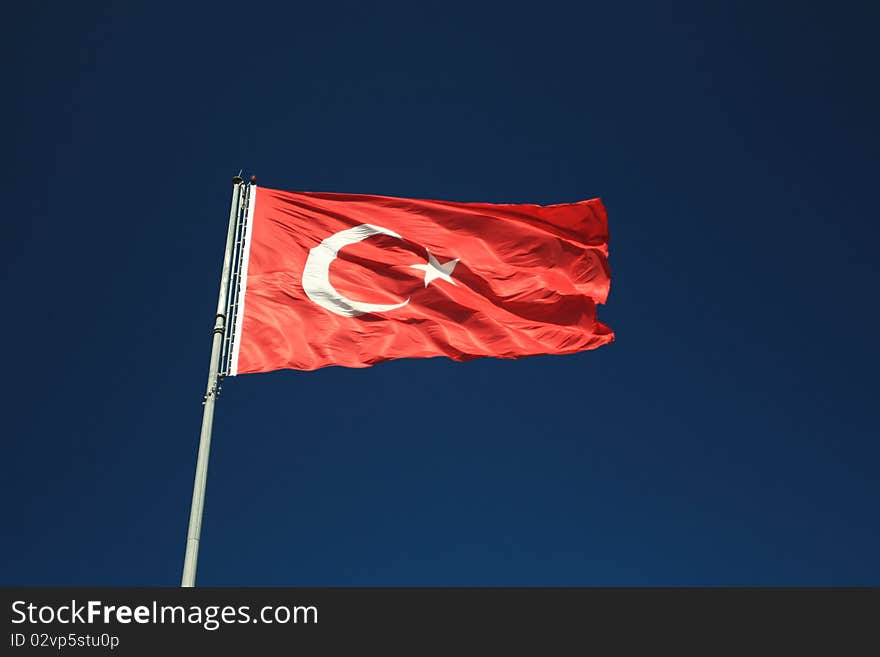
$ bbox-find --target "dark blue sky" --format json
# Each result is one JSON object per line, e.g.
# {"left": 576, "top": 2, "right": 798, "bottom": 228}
{"left": 3, "top": 2, "right": 878, "bottom": 585}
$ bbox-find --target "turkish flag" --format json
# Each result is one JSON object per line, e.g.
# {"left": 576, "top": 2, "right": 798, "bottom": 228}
{"left": 229, "top": 186, "right": 613, "bottom": 374}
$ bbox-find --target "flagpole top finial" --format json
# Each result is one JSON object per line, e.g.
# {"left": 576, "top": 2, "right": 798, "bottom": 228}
{"left": 250, "top": 175, "right": 257, "bottom": 184}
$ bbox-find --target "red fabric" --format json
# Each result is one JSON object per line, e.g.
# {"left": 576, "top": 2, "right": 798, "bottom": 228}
{"left": 235, "top": 186, "right": 613, "bottom": 373}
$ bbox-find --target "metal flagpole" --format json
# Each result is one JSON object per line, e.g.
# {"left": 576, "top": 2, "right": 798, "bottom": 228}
{"left": 181, "top": 175, "right": 244, "bottom": 587}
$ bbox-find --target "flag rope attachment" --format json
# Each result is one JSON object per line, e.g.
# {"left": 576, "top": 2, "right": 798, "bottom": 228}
{"left": 181, "top": 175, "right": 244, "bottom": 587}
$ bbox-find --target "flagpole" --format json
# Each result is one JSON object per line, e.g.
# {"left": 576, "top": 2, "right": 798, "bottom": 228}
{"left": 181, "top": 175, "right": 244, "bottom": 587}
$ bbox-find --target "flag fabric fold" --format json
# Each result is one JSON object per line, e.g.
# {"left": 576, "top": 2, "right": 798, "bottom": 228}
{"left": 230, "top": 186, "right": 613, "bottom": 374}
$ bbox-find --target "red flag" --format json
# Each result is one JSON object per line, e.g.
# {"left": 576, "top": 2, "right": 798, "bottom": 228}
{"left": 229, "top": 186, "right": 613, "bottom": 374}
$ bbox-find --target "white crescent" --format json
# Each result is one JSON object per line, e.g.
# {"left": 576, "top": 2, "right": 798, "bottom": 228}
{"left": 302, "top": 224, "right": 410, "bottom": 317}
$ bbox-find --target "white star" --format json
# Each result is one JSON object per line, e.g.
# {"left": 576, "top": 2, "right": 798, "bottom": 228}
{"left": 410, "top": 249, "right": 459, "bottom": 287}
